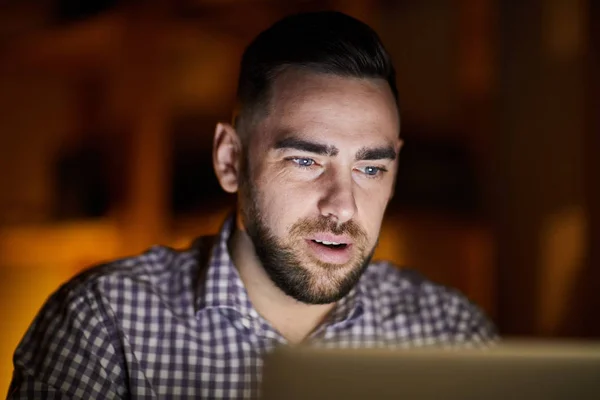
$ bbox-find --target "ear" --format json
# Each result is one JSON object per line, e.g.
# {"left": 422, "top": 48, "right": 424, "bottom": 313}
{"left": 213, "top": 122, "right": 242, "bottom": 193}
{"left": 390, "top": 138, "right": 404, "bottom": 199}
{"left": 395, "top": 138, "right": 404, "bottom": 157}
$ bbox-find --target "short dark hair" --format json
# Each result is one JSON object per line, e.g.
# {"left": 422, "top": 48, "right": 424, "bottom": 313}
{"left": 235, "top": 11, "right": 399, "bottom": 133}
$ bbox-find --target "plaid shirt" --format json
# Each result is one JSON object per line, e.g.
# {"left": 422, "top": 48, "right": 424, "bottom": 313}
{"left": 9, "top": 216, "right": 497, "bottom": 399}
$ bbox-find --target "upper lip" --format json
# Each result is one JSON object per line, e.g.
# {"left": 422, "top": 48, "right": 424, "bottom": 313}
{"left": 308, "top": 234, "right": 352, "bottom": 245}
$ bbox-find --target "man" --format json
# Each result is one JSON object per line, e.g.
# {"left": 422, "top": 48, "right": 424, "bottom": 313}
{"left": 9, "top": 11, "right": 496, "bottom": 399}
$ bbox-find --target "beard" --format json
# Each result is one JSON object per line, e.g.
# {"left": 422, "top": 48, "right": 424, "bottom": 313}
{"left": 239, "top": 164, "right": 376, "bottom": 305}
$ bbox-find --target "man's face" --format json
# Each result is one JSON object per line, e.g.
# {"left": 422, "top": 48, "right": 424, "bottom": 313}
{"left": 239, "top": 70, "right": 401, "bottom": 304}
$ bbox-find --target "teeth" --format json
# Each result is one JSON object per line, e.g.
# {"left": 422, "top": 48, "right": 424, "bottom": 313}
{"left": 315, "top": 240, "right": 342, "bottom": 245}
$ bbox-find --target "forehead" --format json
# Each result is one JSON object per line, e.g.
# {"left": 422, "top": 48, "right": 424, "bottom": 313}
{"left": 254, "top": 70, "right": 400, "bottom": 148}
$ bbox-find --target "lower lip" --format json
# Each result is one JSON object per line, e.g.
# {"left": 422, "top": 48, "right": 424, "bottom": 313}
{"left": 306, "top": 240, "right": 353, "bottom": 264}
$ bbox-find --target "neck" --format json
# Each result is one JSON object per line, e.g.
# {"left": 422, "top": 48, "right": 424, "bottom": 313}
{"left": 228, "top": 226, "right": 335, "bottom": 344}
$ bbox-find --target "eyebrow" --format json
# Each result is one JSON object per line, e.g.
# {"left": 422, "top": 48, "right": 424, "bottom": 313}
{"left": 355, "top": 146, "right": 397, "bottom": 161}
{"left": 274, "top": 137, "right": 339, "bottom": 156}
{"left": 274, "top": 136, "right": 397, "bottom": 161}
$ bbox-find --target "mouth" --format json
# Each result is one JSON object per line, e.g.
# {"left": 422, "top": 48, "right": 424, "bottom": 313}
{"left": 305, "top": 237, "right": 353, "bottom": 265}
{"left": 311, "top": 239, "right": 349, "bottom": 249}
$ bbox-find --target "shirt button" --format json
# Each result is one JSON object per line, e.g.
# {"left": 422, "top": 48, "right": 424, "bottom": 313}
{"left": 241, "top": 318, "right": 251, "bottom": 329}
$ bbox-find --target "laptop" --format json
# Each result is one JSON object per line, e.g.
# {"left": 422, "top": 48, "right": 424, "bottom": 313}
{"left": 261, "top": 341, "right": 600, "bottom": 399}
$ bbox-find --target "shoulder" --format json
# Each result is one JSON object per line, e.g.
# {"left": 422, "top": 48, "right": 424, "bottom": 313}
{"left": 12, "top": 238, "right": 213, "bottom": 396}
{"left": 24, "top": 238, "right": 210, "bottom": 336}
{"left": 61, "top": 242, "right": 203, "bottom": 303}
{"left": 359, "top": 260, "right": 498, "bottom": 344}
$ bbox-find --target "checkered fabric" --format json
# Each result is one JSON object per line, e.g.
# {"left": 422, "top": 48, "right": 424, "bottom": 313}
{"left": 9, "top": 216, "right": 497, "bottom": 399}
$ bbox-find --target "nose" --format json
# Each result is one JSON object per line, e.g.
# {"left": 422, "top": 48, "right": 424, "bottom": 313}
{"left": 317, "top": 169, "right": 357, "bottom": 225}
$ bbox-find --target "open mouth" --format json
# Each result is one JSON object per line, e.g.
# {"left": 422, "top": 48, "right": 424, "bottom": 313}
{"left": 306, "top": 239, "right": 352, "bottom": 264}
{"left": 311, "top": 239, "right": 348, "bottom": 249}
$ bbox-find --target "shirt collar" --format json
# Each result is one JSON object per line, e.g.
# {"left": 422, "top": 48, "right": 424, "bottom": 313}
{"left": 195, "top": 214, "right": 367, "bottom": 327}
{"left": 195, "top": 216, "right": 256, "bottom": 318}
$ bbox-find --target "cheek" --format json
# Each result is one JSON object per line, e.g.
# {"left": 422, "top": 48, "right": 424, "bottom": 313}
{"left": 355, "top": 189, "right": 390, "bottom": 239}
{"left": 255, "top": 176, "right": 318, "bottom": 236}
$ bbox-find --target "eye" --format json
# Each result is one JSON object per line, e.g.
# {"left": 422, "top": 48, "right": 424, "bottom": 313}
{"left": 289, "top": 157, "right": 316, "bottom": 168}
{"left": 356, "top": 165, "right": 387, "bottom": 177}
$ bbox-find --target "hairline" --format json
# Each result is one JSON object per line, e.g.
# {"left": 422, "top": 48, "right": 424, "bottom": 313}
{"left": 235, "top": 66, "right": 400, "bottom": 142}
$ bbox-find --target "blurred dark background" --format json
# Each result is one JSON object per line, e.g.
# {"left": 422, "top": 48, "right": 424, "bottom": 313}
{"left": 0, "top": 0, "right": 598, "bottom": 392}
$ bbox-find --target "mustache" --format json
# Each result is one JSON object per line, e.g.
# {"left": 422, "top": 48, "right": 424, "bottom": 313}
{"left": 289, "top": 216, "right": 367, "bottom": 241}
